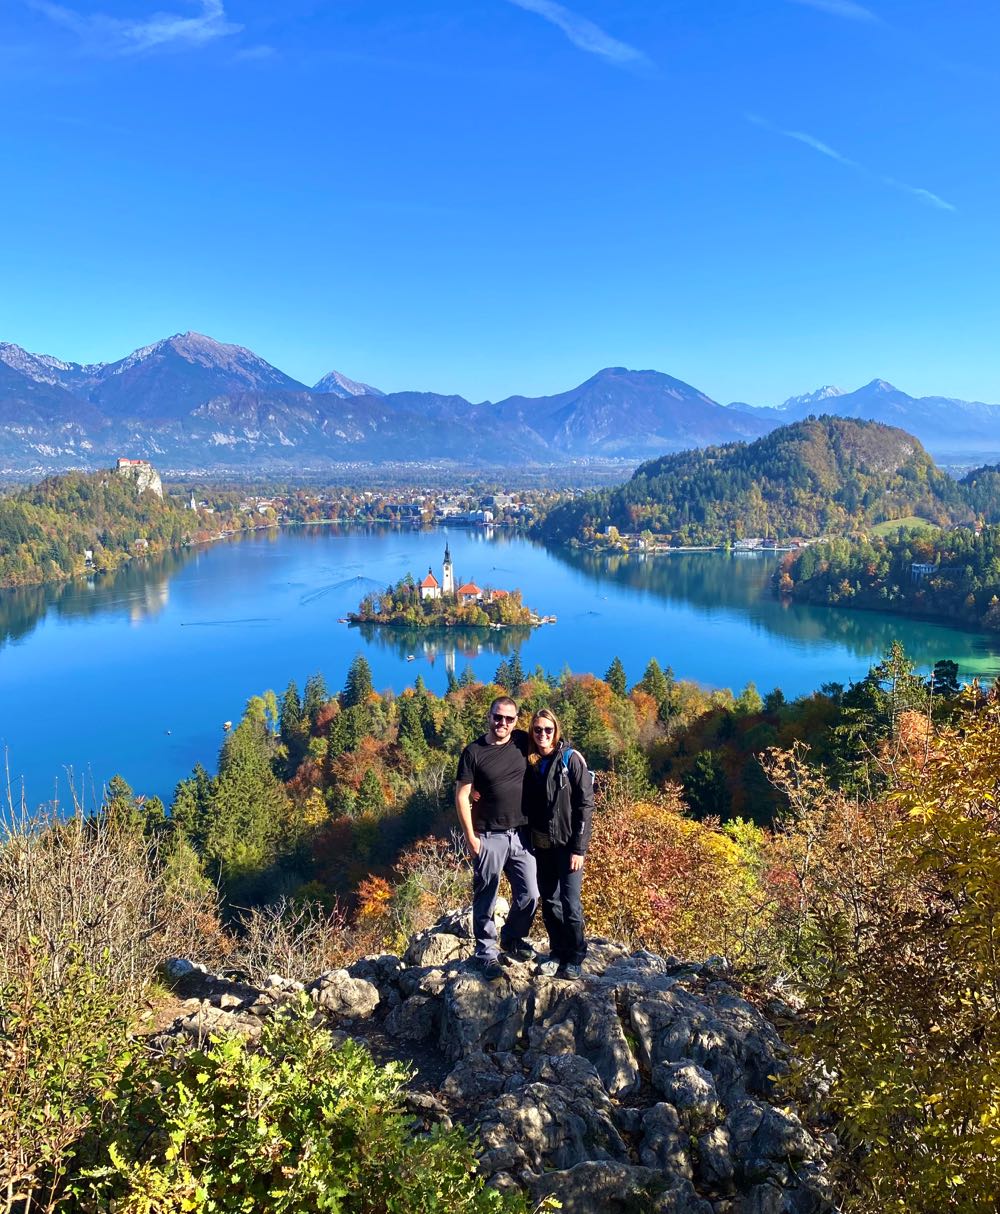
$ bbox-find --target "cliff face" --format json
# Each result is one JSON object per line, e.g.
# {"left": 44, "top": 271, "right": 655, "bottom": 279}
{"left": 116, "top": 460, "right": 163, "bottom": 499}
{"left": 161, "top": 907, "right": 835, "bottom": 1214}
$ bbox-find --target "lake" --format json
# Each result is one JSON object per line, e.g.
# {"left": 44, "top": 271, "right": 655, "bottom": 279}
{"left": 4, "top": 524, "right": 1000, "bottom": 810}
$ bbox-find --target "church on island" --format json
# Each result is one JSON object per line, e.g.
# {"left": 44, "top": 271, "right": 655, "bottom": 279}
{"left": 418, "top": 544, "right": 508, "bottom": 607}
{"left": 349, "top": 543, "right": 539, "bottom": 628}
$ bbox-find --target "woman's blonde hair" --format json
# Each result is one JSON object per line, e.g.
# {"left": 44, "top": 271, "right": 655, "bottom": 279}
{"left": 529, "top": 707, "right": 562, "bottom": 754}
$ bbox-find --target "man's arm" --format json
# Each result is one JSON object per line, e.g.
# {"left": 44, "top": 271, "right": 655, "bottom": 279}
{"left": 455, "top": 781, "right": 481, "bottom": 856}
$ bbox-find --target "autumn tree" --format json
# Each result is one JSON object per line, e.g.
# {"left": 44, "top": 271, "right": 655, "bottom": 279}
{"left": 766, "top": 700, "right": 1000, "bottom": 1211}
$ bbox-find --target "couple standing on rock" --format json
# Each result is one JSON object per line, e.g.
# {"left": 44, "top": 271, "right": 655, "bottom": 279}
{"left": 455, "top": 695, "right": 594, "bottom": 983}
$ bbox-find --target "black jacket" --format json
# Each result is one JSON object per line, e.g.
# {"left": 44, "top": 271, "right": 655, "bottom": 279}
{"left": 525, "top": 741, "right": 594, "bottom": 855}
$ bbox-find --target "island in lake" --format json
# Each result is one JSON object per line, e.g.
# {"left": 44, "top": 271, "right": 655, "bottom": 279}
{"left": 349, "top": 543, "right": 545, "bottom": 628}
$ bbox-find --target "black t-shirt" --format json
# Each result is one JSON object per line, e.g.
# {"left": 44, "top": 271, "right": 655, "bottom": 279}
{"left": 456, "top": 730, "right": 529, "bottom": 831}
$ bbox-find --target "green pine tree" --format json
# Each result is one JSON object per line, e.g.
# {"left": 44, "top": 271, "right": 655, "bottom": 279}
{"left": 605, "top": 656, "right": 628, "bottom": 698}
{"left": 303, "top": 672, "right": 329, "bottom": 729}
{"left": 203, "top": 715, "right": 291, "bottom": 892}
{"left": 507, "top": 652, "right": 525, "bottom": 689}
{"left": 342, "top": 654, "right": 374, "bottom": 709}
{"left": 638, "top": 658, "right": 669, "bottom": 706}
{"left": 356, "top": 768, "right": 386, "bottom": 816}
{"left": 279, "top": 679, "right": 304, "bottom": 744}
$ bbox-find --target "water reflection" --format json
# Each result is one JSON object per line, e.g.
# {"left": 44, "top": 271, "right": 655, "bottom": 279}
{"left": 548, "top": 546, "right": 1000, "bottom": 676}
{"left": 0, "top": 548, "right": 189, "bottom": 650}
{"left": 353, "top": 621, "right": 534, "bottom": 674}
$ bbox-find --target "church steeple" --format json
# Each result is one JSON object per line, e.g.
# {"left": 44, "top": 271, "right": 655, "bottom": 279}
{"left": 442, "top": 542, "right": 455, "bottom": 596}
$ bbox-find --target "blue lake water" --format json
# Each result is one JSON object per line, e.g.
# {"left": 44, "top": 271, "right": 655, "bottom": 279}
{"left": 3, "top": 524, "right": 1000, "bottom": 810}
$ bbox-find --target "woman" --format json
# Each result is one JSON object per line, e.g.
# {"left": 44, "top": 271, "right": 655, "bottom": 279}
{"left": 524, "top": 707, "right": 594, "bottom": 979}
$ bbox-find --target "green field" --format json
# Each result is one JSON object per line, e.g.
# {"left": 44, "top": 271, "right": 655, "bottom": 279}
{"left": 869, "top": 516, "right": 941, "bottom": 536}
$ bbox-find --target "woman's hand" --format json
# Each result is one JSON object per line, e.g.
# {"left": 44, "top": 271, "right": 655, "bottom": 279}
{"left": 569, "top": 853, "right": 584, "bottom": 872}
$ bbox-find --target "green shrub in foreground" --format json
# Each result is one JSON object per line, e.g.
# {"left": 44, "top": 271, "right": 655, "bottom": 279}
{"left": 0, "top": 952, "right": 132, "bottom": 1214}
{"left": 69, "top": 997, "right": 530, "bottom": 1214}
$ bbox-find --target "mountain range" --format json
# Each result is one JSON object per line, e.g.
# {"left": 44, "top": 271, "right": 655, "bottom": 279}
{"left": 0, "top": 331, "right": 998, "bottom": 474}
{"left": 727, "top": 379, "right": 1000, "bottom": 456}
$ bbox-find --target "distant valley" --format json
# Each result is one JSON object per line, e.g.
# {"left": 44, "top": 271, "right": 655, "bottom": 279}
{"left": 1, "top": 331, "right": 1000, "bottom": 475}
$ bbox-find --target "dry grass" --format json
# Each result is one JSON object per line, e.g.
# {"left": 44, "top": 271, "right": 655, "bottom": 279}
{"left": 0, "top": 793, "right": 228, "bottom": 1213}
{"left": 231, "top": 897, "right": 351, "bottom": 983}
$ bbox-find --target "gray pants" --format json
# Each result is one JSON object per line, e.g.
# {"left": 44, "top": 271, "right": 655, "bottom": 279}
{"left": 472, "top": 827, "right": 539, "bottom": 961}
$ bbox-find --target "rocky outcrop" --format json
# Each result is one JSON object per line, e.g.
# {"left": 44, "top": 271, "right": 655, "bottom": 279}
{"left": 115, "top": 457, "right": 164, "bottom": 499}
{"left": 160, "top": 911, "right": 836, "bottom": 1214}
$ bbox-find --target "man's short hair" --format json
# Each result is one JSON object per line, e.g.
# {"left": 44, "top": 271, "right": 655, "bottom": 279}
{"left": 489, "top": 695, "right": 518, "bottom": 717}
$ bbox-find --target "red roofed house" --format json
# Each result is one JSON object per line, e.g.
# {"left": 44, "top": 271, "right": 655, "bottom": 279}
{"left": 456, "top": 582, "right": 483, "bottom": 604}
{"left": 420, "top": 568, "right": 441, "bottom": 601}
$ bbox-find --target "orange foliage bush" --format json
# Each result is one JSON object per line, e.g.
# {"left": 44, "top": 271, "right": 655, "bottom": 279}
{"left": 328, "top": 737, "right": 390, "bottom": 800}
{"left": 583, "top": 788, "right": 779, "bottom": 964}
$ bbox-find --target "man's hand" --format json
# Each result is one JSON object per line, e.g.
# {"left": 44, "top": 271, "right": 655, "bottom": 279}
{"left": 455, "top": 780, "right": 480, "bottom": 858}
{"left": 569, "top": 853, "right": 585, "bottom": 872}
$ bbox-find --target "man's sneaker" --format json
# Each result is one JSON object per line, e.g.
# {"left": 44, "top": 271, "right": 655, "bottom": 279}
{"left": 481, "top": 958, "right": 504, "bottom": 981}
{"left": 558, "top": 962, "right": 583, "bottom": 980}
{"left": 536, "top": 957, "right": 561, "bottom": 978}
{"left": 500, "top": 940, "right": 539, "bottom": 964}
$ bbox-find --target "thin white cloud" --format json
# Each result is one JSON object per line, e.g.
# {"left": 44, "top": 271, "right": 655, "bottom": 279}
{"left": 786, "top": 0, "right": 880, "bottom": 23}
{"left": 782, "top": 130, "right": 859, "bottom": 168}
{"left": 880, "top": 177, "right": 957, "bottom": 212}
{"left": 747, "top": 114, "right": 956, "bottom": 212}
{"left": 502, "top": 0, "right": 650, "bottom": 69}
{"left": 28, "top": 0, "right": 241, "bottom": 54}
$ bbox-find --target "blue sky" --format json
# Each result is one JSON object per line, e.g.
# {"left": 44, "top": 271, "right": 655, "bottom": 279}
{"left": 1, "top": 0, "right": 997, "bottom": 405}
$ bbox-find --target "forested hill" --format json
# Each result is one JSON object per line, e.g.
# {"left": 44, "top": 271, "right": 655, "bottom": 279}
{"left": 779, "top": 524, "right": 1000, "bottom": 631}
{"left": 536, "top": 416, "right": 976, "bottom": 546}
{"left": 0, "top": 469, "right": 237, "bottom": 587}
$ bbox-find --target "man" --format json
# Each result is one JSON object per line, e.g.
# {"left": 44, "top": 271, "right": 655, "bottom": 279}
{"left": 455, "top": 695, "right": 539, "bottom": 980}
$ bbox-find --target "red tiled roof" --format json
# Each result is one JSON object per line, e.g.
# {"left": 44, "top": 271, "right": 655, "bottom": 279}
{"left": 420, "top": 572, "right": 440, "bottom": 588}
{"left": 457, "top": 582, "right": 481, "bottom": 595}
{"left": 491, "top": 588, "right": 509, "bottom": 598}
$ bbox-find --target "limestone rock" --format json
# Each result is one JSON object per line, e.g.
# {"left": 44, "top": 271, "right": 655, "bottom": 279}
{"left": 307, "top": 969, "right": 380, "bottom": 1018}
{"left": 157, "top": 908, "right": 835, "bottom": 1214}
{"left": 653, "top": 1061, "right": 720, "bottom": 1126}
{"left": 384, "top": 994, "right": 438, "bottom": 1041}
{"left": 527, "top": 1163, "right": 712, "bottom": 1214}
{"left": 405, "top": 930, "right": 470, "bottom": 968}
{"left": 639, "top": 1102, "right": 692, "bottom": 1179}
{"left": 439, "top": 968, "right": 532, "bottom": 1060}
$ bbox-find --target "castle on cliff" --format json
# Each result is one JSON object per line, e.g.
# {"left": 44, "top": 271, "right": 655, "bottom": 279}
{"left": 115, "top": 457, "right": 163, "bottom": 500}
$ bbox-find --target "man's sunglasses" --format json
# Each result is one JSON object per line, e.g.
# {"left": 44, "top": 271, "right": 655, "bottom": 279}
{"left": 492, "top": 713, "right": 517, "bottom": 724}
{"left": 532, "top": 725, "right": 554, "bottom": 735}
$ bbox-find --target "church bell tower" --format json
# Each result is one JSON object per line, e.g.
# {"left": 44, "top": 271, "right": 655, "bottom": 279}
{"left": 442, "top": 543, "right": 455, "bottom": 596}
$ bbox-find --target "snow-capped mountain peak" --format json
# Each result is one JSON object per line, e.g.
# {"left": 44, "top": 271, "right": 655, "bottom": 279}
{"left": 313, "top": 369, "right": 384, "bottom": 398}
{"left": 778, "top": 385, "right": 845, "bottom": 411}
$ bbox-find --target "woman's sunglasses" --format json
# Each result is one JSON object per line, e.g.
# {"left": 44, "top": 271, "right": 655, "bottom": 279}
{"left": 532, "top": 725, "right": 554, "bottom": 735}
